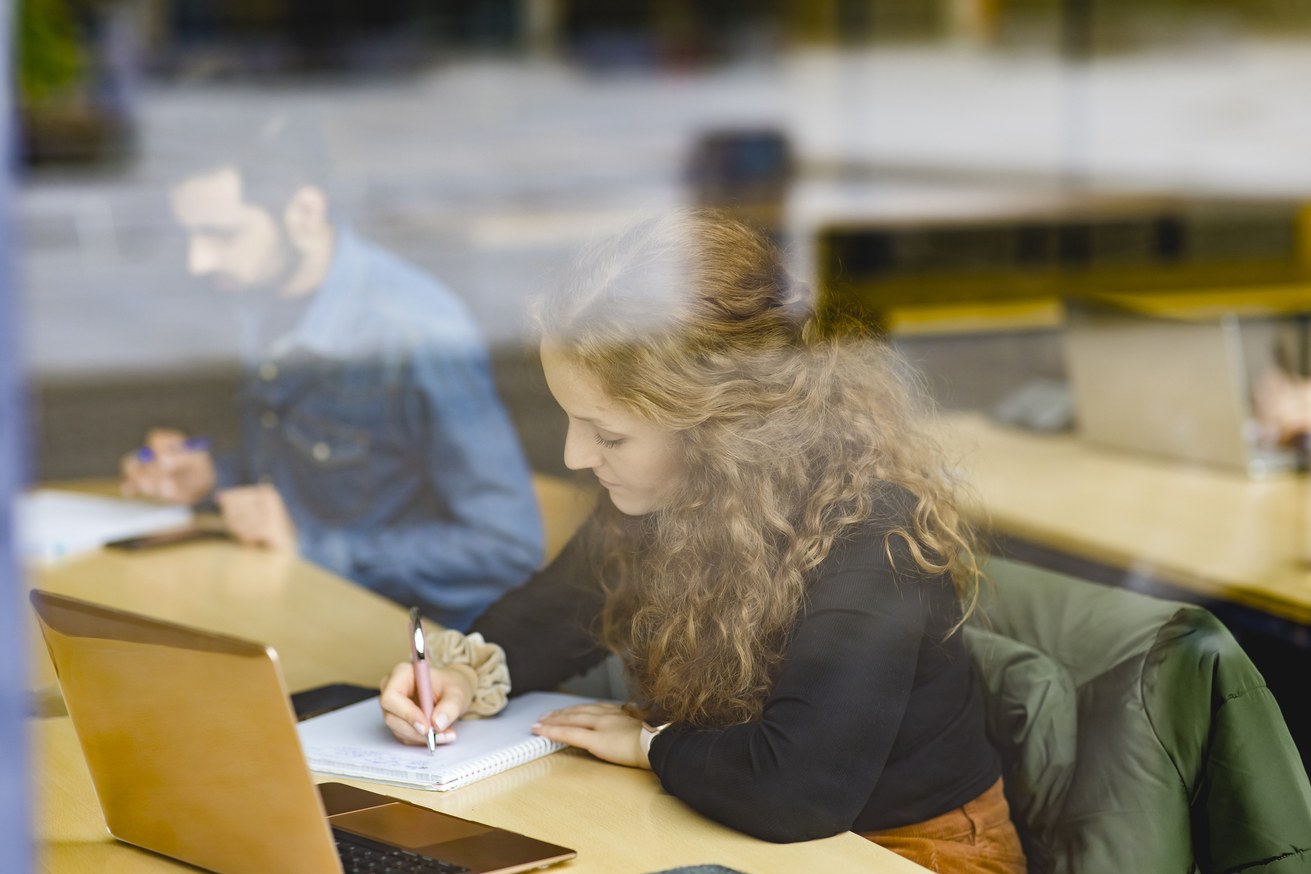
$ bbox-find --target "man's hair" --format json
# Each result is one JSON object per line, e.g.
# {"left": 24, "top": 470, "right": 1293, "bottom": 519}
{"left": 538, "top": 209, "right": 981, "bottom": 728}
{"left": 170, "top": 114, "right": 335, "bottom": 215}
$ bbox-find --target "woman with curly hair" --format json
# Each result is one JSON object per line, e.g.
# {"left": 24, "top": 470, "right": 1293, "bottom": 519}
{"left": 380, "top": 211, "right": 1025, "bottom": 873}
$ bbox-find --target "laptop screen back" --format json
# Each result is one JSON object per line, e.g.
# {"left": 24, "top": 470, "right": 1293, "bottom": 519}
{"left": 1064, "top": 301, "right": 1274, "bottom": 473}
{"left": 31, "top": 590, "right": 345, "bottom": 873}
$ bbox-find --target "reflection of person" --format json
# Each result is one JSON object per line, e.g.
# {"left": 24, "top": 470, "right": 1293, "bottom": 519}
{"left": 120, "top": 121, "right": 542, "bottom": 631}
{"left": 379, "top": 212, "right": 1024, "bottom": 871}
{"left": 1254, "top": 368, "right": 1311, "bottom": 446}
{"left": 1253, "top": 322, "right": 1311, "bottom": 448}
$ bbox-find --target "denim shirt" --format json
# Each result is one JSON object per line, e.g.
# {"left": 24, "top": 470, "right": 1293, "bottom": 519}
{"left": 215, "top": 229, "right": 543, "bottom": 630}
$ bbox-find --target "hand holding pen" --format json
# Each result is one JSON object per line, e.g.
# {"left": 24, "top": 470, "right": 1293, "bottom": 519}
{"left": 120, "top": 429, "right": 216, "bottom": 504}
{"left": 379, "top": 609, "right": 468, "bottom": 749}
{"left": 410, "top": 607, "right": 439, "bottom": 753}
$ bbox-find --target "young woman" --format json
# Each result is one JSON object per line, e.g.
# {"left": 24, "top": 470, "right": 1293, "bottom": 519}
{"left": 380, "top": 211, "right": 1026, "bottom": 873}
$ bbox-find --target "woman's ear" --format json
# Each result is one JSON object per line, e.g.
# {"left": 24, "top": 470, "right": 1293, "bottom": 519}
{"left": 282, "top": 185, "right": 330, "bottom": 248}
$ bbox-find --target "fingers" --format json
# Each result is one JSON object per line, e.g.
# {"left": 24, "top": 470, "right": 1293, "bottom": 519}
{"left": 378, "top": 663, "right": 465, "bottom": 746}
{"left": 424, "top": 668, "right": 474, "bottom": 736}
{"left": 379, "top": 663, "right": 429, "bottom": 744}
{"left": 535, "top": 703, "right": 624, "bottom": 728}
{"left": 121, "top": 435, "right": 177, "bottom": 500}
{"left": 120, "top": 452, "right": 149, "bottom": 497}
{"left": 531, "top": 703, "right": 646, "bottom": 767}
{"left": 429, "top": 671, "right": 471, "bottom": 734}
{"left": 531, "top": 722, "right": 602, "bottom": 753}
{"left": 218, "top": 485, "right": 296, "bottom": 550}
{"left": 382, "top": 711, "right": 456, "bottom": 747}
{"left": 121, "top": 430, "right": 214, "bottom": 503}
{"left": 144, "top": 429, "right": 189, "bottom": 465}
{"left": 218, "top": 490, "right": 262, "bottom": 545}
{"left": 145, "top": 431, "right": 192, "bottom": 500}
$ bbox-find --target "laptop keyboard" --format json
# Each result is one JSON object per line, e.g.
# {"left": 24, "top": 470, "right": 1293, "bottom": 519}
{"left": 334, "top": 830, "right": 473, "bottom": 874}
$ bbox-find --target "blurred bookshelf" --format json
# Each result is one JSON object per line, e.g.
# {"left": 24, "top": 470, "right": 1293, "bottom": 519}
{"left": 818, "top": 195, "right": 1311, "bottom": 335}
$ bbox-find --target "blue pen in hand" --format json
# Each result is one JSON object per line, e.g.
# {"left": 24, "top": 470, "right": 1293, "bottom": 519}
{"left": 136, "top": 436, "right": 211, "bottom": 463}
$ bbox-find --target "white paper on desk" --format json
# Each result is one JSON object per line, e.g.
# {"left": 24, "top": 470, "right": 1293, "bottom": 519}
{"left": 17, "top": 490, "right": 193, "bottom": 562}
{"left": 298, "top": 691, "right": 596, "bottom": 791}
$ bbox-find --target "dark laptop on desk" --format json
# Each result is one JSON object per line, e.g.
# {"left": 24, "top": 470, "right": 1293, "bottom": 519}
{"left": 30, "top": 590, "right": 576, "bottom": 874}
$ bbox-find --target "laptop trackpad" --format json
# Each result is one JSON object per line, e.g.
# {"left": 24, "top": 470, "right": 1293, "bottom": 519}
{"left": 331, "top": 802, "right": 492, "bottom": 848}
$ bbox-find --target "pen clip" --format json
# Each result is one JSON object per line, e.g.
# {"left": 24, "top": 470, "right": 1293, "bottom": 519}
{"left": 409, "top": 607, "right": 427, "bottom": 662}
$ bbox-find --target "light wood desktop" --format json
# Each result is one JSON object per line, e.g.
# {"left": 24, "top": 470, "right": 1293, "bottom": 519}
{"left": 28, "top": 537, "right": 925, "bottom": 873}
{"left": 941, "top": 411, "right": 1311, "bottom": 625}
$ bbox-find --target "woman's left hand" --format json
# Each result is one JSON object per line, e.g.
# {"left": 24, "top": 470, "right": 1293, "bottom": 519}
{"left": 532, "top": 702, "right": 650, "bottom": 769}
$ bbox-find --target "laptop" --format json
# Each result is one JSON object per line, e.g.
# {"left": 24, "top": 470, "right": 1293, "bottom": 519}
{"left": 30, "top": 589, "right": 577, "bottom": 874}
{"left": 1063, "top": 299, "right": 1298, "bottom": 476}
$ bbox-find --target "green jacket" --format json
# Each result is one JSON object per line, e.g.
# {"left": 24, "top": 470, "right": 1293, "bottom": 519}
{"left": 966, "top": 557, "right": 1311, "bottom": 874}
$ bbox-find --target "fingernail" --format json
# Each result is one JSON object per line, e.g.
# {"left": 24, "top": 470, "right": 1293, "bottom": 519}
{"left": 435, "top": 731, "right": 456, "bottom": 743}
{"left": 531, "top": 722, "right": 542, "bottom": 730}
{"left": 434, "top": 714, "right": 450, "bottom": 732}
{"left": 413, "top": 721, "right": 427, "bottom": 735}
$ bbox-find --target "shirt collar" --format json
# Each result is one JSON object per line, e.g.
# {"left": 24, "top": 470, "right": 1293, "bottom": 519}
{"left": 268, "top": 225, "right": 364, "bottom": 359}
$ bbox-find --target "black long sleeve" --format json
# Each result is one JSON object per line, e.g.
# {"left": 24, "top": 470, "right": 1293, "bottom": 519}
{"left": 473, "top": 512, "right": 1000, "bottom": 842}
{"left": 470, "top": 521, "right": 610, "bottom": 693}
{"left": 646, "top": 528, "right": 999, "bottom": 840}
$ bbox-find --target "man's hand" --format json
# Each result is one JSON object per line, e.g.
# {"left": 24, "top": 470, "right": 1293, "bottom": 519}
{"left": 1254, "top": 368, "right": 1311, "bottom": 445}
{"left": 217, "top": 484, "right": 298, "bottom": 552}
{"left": 531, "top": 702, "right": 650, "bottom": 769}
{"left": 120, "top": 429, "right": 216, "bottom": 504}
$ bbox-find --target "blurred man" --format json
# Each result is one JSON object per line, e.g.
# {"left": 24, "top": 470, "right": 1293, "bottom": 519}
{"left": 122, "top": 120, "right": 543, "bottom": 630}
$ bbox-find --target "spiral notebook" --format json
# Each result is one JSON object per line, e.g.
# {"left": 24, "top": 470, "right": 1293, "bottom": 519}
{"left": 297, "top": 691, "right": 596, "bottom": 791}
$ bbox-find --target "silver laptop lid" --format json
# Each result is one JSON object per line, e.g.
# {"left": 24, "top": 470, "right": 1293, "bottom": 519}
{"left": 1063, "top": 299, "right": 1293, "bottom": 475}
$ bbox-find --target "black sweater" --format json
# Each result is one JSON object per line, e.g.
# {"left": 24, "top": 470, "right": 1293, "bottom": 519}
{"left": 471, "top": 506, "right": 1000, "bottom": 842}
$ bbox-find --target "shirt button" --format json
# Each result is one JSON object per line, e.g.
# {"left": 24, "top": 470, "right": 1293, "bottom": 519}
{"left": 312, "top": 442, "right": 331, "bottom": 461}
{"left": 259, "top": 362, "right": 278, "bottom": 381}
{"left": 261, "top": 411, "right": 279, "bottom": 429}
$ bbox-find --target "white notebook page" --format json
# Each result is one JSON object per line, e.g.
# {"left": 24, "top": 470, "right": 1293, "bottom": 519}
{"left": 297, "top": 690, "right": 597, "bottom": 791}
{"left": 18, "top": 489, "right": 192, "bottom": 562}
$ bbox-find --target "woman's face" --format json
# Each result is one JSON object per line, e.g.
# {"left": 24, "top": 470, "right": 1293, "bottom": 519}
{"left": 541, "top": 343, "right": 683, "bottom": 516}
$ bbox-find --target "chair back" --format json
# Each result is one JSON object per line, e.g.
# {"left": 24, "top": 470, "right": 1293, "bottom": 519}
{"left": 968, "top": 556, "right": 1311, "bottom": 874}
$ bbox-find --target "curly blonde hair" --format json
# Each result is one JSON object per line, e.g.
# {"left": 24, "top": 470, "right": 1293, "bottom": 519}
{"left": 539, "top": 210, "right": 979, "bottom": 728}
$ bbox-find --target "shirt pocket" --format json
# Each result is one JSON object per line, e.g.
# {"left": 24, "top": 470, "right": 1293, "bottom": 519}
{"left": 282, "top": 410, "right": 373, "bottom": 525}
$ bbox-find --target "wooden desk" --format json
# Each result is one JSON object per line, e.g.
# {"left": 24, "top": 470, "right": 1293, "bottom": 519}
{"left": 941, "top": 412, "right": 1311, "bottom": 625}
{"left": 29, "top": 541, "right": 923, "bottom": 873}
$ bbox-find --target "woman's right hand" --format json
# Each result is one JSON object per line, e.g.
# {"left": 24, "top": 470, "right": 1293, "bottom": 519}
{"left": 379, "top": 662, "right": 474, "bottom": 746}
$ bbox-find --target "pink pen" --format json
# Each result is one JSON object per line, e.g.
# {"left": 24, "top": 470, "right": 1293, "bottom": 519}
{"left": 408, "top": 607, "right": 437, "bottom": 754}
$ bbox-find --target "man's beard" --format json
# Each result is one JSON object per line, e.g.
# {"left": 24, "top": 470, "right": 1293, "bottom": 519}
{"left": 208, "top": 227, "right": 300, "bottom": 297}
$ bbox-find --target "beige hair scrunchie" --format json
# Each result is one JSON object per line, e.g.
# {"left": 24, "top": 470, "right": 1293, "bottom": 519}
{"left": 426, "top": 629, "right": 510, "bottom": 717}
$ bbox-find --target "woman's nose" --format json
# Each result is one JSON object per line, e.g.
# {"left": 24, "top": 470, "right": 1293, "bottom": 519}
{"left": 562, "top": 422, "right": 599, "bottom": 471}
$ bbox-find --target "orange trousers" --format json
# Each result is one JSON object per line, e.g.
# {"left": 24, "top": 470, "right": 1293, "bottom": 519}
{"left": 860, "top": 779, "right": 1027, "bottom": 874}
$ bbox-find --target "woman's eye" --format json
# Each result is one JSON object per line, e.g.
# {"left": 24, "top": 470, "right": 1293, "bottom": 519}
{"left": 594, "top": 434, "right": 624, "bottom": 450}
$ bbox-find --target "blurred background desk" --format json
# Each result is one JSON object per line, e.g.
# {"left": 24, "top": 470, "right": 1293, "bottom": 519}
{"left": 28, "top": 539, "right": 922, "bottom": 874}
{"left": 943, "top": 411, "right": 1311, "bottom": 624}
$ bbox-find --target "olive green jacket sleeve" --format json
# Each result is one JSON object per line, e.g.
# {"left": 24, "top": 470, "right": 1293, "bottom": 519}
{"left": 967, "top": 557, "right": 1311, "bottom": 874}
